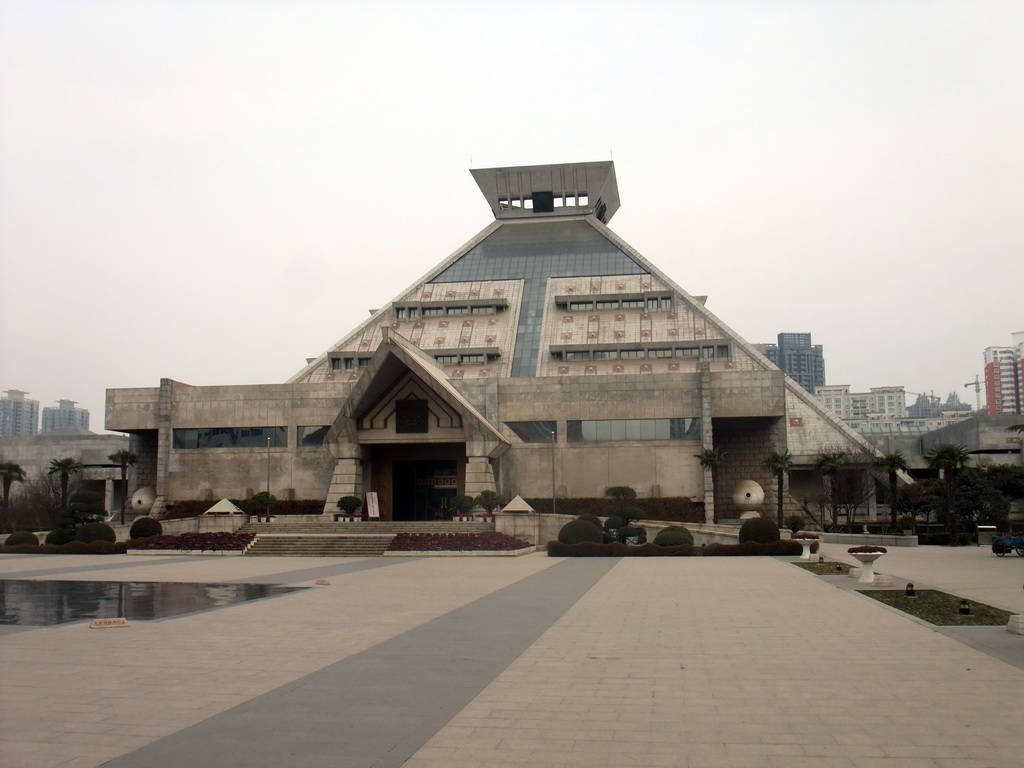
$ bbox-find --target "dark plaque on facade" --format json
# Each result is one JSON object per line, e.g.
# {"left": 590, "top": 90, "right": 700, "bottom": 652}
{"left": 395, "top": 399, "right": 429, "bottom": 433}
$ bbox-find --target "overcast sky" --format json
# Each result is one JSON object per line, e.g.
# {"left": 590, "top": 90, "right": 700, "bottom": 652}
{"left": 2, "top": 1, "right": 1021, "bottom": 432}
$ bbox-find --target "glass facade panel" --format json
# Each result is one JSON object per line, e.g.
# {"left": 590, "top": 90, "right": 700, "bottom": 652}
{"left": 505, "top": 421, "right": 556, "bottom": 443}
{"left": 431, "top": 220, "right": 647, "bottom": 377}
{"left": 173, "top": 427, "right": 287, "bottom": 449}
{"left": 297, "top": 425, "right": 329, "bottom": 446}
{"left": 566, "top": 418, "right": 700, "bottom": 442}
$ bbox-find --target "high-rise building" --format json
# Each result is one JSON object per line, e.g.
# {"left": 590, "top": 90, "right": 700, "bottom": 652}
{"left": 757, "top": 332, "right": 825, "bottom": 394}
{"left": 41, "top": 400, "right": 91, "bottom": 433}
{"left": 983, "top": 332, "right": 1024, "bottom": 416}
{"left": 815, "top": 385, "right": 906, "bottom": 420}
{"left": 0, "top": 390, "right": 40, "bottom": 436}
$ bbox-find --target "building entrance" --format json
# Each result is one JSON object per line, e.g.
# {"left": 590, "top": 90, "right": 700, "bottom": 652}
{"left": 392, "top": 460, "right": 458, "bottom": 521}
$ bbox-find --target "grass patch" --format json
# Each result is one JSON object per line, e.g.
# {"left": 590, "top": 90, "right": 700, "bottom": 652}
{"left": 859, "top": 589, "right": 1013, "bottom": 626}
{"left": 794, "top": 561, "right": 851, "bottom": 575}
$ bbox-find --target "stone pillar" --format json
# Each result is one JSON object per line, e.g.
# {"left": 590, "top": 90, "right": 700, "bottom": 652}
{"left": 323, "top": 457, "right": 364, "bottom": 514}
{"left": 464, "top": 456, "right": 496, "bottom": 498}
{"left": 151, "top": 378, "right": 174, "bottom": 519}
{"left": 700, "top": 363, "right": 715, "bottom": 524}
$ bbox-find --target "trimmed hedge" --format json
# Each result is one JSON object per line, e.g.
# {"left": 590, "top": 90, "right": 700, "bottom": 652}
{"left": 2, "top": 540, "right": 128, "bottom": 554}
{"left": 738, "top": 517, "right": 780, "bottom": 544}
{"left": 76, "top": 522, "right": 117, "bottom": 543}
{"left": 5, "top": 530, "right": 39, "bottom": 546}
{"left": 558, "top": 518, "right": 604, "bottom": 545}
{"left": 547, "top": 540, "right": 697, "bottom": 557}
{"left": 129, "top": 517, "right": 163, "bottom": 539}
{"left": 527, "top": 497, "right": 703, "bottom": 522}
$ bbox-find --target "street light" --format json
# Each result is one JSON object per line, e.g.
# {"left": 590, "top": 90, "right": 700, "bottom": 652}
{"left": 550, "top": 426, "right": 557, "bottom": 517}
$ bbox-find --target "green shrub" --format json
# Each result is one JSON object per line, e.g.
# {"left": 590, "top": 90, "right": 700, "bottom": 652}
{"left": 653, "top": 526, "right": 694, "bottom": 546}
{"left": 546, "top": 540, "right": 696, "bottom": 557}
{"left": 129, "top": 517, "right": 163, "bottom": 539}
{"left": 557, "top": 518, "right": 603, "bottom": 545}
{"left": 335, "top": 495, "right": 363, "bottom": 514}
{"left": 76, "top": 522, "right": 116, "bottom": 543}
{"left": 5, "top": 530, "right": 38, "bottom": 546}
{"left": 896, "top": 515, "right": 917, "bottom": 532}
{"left": 603, "top": 515, "right": 624, "bottom": 532}
{"left": 449, "top": 495, "right": 476, "bottom": 515}
{"left": 605, "top": 486, "right": 637, "bottom": 502}
{"left": 525, "top": 496, "right": 703, "bottom": 522}
{"left": 45, "top": 527, "right": 76, "bottom": 545}
{"left": 738, "top": 516, "right": 780, "bottom": 544}
{"left": 474, "top": 490, "right": 503, "bottom": 512}
{"left": 783, "top": 515, "right": 805, "bottom": 534}
{"left": 577, "top": 513, "right": 602, "bottom": 528}
{"left": 613, "top": 506, "right": 644, "bottom": 524}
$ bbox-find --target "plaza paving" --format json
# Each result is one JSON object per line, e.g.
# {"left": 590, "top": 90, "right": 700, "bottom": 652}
{"left": 1, "top": 544, "right": 1023, "bottom": 768}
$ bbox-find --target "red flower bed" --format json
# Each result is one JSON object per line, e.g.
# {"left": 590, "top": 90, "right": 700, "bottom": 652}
{"left": 387, "top": 532, "right": 531, "bottom": 552}
{"left": 129, "top": 532, "right": 255, "bottom": 551}
{"left": 848, "top": 545, "right": 887, "bottom": 554}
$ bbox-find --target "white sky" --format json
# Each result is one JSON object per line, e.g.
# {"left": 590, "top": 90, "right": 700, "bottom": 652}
{"left": 1, "top": 1, "right": 1021, "bottom": 431}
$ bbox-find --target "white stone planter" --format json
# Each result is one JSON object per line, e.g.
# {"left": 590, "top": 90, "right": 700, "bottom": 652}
{"left": 850, "top": 552, "right": 885, "bottom": 583}
{"left": 795, "top": 538, "right": 818, "bottom": 560}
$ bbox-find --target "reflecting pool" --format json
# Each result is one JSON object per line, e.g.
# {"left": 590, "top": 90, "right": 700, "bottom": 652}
{"left": 0, "top": 580, "right": 305, "bottom": 626}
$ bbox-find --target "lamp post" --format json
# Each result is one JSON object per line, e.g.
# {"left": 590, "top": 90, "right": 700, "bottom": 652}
{"left": 550, "top": 426, "right": 557, "bottom": 516}
{"left": 265, "top": 437, "right": 271, "bottom": 515}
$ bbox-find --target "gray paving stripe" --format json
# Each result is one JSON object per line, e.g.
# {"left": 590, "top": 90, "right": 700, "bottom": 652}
{"left": 99, "top": 557, "right": 617, "bottom": 768}
{"left": 229, "top": 557, "right": 412, "bottom": 585}
{"left": 1, "top": 556, "right": 199, "bottom": 578}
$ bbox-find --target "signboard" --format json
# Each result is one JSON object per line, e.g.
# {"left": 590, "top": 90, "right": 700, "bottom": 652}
{"left": 366, "top": 492, "right": 380, "bottom": 519}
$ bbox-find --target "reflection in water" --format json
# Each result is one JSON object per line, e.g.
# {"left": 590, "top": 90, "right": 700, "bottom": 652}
{"left": 0, "top": 580, "right": 304, "bottom": 626}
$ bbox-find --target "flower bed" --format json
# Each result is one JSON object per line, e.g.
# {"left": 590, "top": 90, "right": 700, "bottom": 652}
{"left": 793, "top": 534, "right": 819, "bottom": 540}
{"left": 128, "top": 532, "right": 255, "bottom": 552}
{"left": 848, "top": 545, "right": 887, "bottom": 554}
{"left": 387, "top": 532, "right": 532, "bottom": 553}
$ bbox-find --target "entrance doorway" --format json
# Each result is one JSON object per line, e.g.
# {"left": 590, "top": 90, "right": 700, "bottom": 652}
{"left": 392, "top": 460, "right": 458, "bottom": 521}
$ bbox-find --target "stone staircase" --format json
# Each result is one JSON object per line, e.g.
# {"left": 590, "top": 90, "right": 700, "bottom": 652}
{"left": 240, "top": 519, "right": 495, "bottom": 557}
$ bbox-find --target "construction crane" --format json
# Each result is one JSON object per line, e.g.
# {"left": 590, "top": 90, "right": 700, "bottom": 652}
{"left": 963, "top": 375, "right": 982, "bottom": 411}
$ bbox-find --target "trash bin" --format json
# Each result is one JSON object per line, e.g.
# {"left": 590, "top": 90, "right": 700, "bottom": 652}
{"left": 977, "top": 525, "right": 996, "bottom": 546}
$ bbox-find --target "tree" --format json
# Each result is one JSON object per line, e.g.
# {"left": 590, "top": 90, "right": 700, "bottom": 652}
{"left": 1, "top": 462, "right": 27, "bottom": 531}
{"left": 813, "top": 450, "right": 846, "bottom": 530}
{"left": 48, "top": 457, "right": 83, "bottom": 512}
{"left": 108, "top": 449, "right": 138, "bottom": 525}
{"left": 924, "top": 442, "right": 971, "bottom": 545}
{"left": 871, "top": 451, "right": 910, "bottom": 530}
{"left": 952, "top": 469, "right": 1010, "bottom": 528}
{"left": 694, "top": 447, "right": 726, "bottom": 523}
{"left": 762, "top": 450, "right": 793, "bottom": 526}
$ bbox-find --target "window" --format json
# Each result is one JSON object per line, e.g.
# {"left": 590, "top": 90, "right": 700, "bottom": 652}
{"left": 330, "top": 358, "right": 343, "bottom": 370}
{"left": 173, "top": 427, "right": 287, "bottom": 449}
{"left": 569, "top": 301, "right": 594, "bottom": 311}
{"left": 717, "top": 345, "right": 729, "bottom": 359}
{"left": 620, "top": 349, "right": 644, "bottom": 359}
{"left": 460, "top": 354, "right": 484, "bottom": 364}
{"left": 297, "top": 425, "right": 329, "bottom": 446}
{"left": 650, "top": 349, "right": 672, "bottom": 358}
{"left": 661, "top": 297, "right": 673, "bottom": 310}
{"left": 505, "top": 421, "right": 557, "bottom": 443}
{"left": 676, "top": 347, "right": 699, "bottom": 358}
{"left": 596, "top": 300, "right": 619, "bottom": 310}
{"left": 565, "top": 351, "right": 590, "bottom": 360}
{"left": 357, "top": 358, "right": 371, "bottom": 367}
{"left": 395, "top": 307, "right": 407, "bottom": 319}
{"left": 701, "top": 347, "right": 715, "bottom": 359}
{"left": 471, "top": 306, "right": 495, "bottom": 314}
{"left": 621, "top": 299, "right": 644, "bottom": 309}
{"left": 592, "top": 350, "right": 618, "bottom": 360}
{"left": 566, "top": 418, "right": 700, "bottom": 442}
{"left": 435, "top": 355, "right": 458, "bottom": 364}
{"left": 647, "top": 297, "right": 659, "bottom": 311}
{"left": 423, "top": 307, "right": 444, "bottom": 316}
{"left": 447, "top": 306, "right": 468, "bottom": 315}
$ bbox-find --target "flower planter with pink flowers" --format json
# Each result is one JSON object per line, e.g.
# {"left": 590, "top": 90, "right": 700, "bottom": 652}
{"left": 848, "top": 545, "right": 887, "bottom": 583}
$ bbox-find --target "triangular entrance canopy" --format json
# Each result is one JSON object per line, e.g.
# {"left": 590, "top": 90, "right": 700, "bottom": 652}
{"left": 325, "top": 328, "right": 510, "bottom": 460}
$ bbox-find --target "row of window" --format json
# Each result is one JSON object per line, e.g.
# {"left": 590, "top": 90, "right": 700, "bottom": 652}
{"left": 557, "top": 345, "right": 730, "bottom": 361}
{"left": 506, "top": 418, "right": 701, "bottom": 443}
{"left": 394, "top": 305, "right": 502, "bottom": 319}
{"left": 435, "top": 353, "right": 488, "bottom": 365}
{"left": 565, "top": 296, "right": 673, "bottom": 312}
{"left": 173, "top": 426, "right": 330, "bottom": 449}
{"left": 330, "top": 357, "right": 371, "bottom": 370}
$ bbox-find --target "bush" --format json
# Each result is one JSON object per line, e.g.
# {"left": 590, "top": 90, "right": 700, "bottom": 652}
{"left": 557, "top": 518, "right": 603, "bottom": 545}
{"left": 45, "top": 527, "right": 76, "bottom": 545}
{"left": 605, "top": 486, "right": 637, "bottom": 501}
{"left": 129, "top": 517, "right": 163, "bottom": 539}
{"left": 783, "top": 515, "right": 805, "bottom": 534}
{"left": 449, "top": 495, "right": 477, "bottom": 515}
{"left": 738, "top": 516, "right": 780, "bottom": 544}
{"left": 474, "top": 490, "right": 503, "bottom": 512}
{"left": 76, "top": 522, "right": 116, "bottom": 543}
{"left": 603, "top": 515, "right": 624, "bottom": 532}
{"left": 336, "top": 495, "right": 363, "bottom": 514}
{"left": 896, "top": 515, "right": 917, "bottom": 532}
{"left": 5, "top": 530, "right": 38, "bottom": 546}
{"left": 653, "top": 526, "right": 693, "bottom": 547}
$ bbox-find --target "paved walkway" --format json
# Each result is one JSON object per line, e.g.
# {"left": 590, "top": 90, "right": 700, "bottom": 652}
{"left": 1, "top": 547, "right": 1023, "bottom": 768}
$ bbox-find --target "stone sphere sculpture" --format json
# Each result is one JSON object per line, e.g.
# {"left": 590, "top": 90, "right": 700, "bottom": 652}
{"left": 131, "top": 486, "right": 156, "bottom": 514}
{"left": 731, "top": 480, "right": 765, "bottom": 516}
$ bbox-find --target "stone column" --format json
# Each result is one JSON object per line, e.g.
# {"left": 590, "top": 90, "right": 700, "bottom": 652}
{"left": 464, "top": 456, "right": 496, "bottom": 498}
{"left": 151, "top": 378, "right": 173, "bottom": 519}
{"left": 700, "top": 363, "right": 715, "bottom": 524}
{"left": 323, "top": 457, "right": 364, "bottom": 514}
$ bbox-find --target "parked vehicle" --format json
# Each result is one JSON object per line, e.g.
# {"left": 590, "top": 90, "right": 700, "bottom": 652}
{"left": 991, "top": 534, "right": 1024, "bottom": 557}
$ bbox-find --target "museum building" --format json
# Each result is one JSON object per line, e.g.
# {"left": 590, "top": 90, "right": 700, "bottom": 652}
{"left": 105, "top": 161, "right": 878, "bottom": 521}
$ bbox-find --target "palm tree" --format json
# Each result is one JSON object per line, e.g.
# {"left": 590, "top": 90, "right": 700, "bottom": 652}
{"left": 871, "top": 451, "right": 910, "bottom": 531}
{"left": 108, "top": 449, "right": 138, "bottom": 525}
{"left": 48, "top": 457, "right": 83, "bottom": 513}
{"left": 1, "top": 462, "right": 27, "bottom": 531}
{"left": 695, "top": 446, "right": 727, "bottom": 523}
{"left": 924, "top": 443, "right": 971, "bottom": 545}
{"left": 813, "top": 450, "right": 846, "bottom": 530}
{"left": 762, "top": 450, "right": 793, "bottom": 526}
